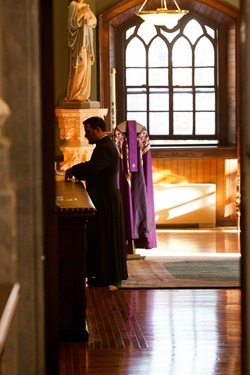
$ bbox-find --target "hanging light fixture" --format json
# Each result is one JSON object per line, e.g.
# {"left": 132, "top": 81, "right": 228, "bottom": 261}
{"left": 135, "top": 0, "right": 189, "bottom": 29}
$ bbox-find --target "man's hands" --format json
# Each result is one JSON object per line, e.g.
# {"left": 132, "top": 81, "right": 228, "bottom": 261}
{"left": 65, "top": 168, "right": 73, "bottom": 181}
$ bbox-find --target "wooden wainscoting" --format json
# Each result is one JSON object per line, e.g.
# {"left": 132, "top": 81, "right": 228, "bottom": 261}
{"left": 152, "top": 157, "right": 238, "bottom": 226}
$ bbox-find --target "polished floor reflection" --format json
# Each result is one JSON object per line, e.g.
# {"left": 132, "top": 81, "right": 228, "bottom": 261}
{"left": 59, "top": 229, "right": 241, "bottom": 375}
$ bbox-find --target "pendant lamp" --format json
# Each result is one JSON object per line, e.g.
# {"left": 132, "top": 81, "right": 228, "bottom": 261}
{"left": 135, "top": 0, "right": 189, "bottom": 28}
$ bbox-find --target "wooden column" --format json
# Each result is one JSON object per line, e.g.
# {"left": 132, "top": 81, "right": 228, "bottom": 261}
{"left": 240, "top": 0, "right": 250, "bottom": 372}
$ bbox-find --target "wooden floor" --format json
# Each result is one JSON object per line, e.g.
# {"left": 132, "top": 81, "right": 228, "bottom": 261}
{"left": 59, "top": 228, "right": 241, "bottom": 375}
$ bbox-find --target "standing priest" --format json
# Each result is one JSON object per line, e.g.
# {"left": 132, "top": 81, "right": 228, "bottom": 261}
{"left": 65, "top": 117, "right": 128, "bottom": 288}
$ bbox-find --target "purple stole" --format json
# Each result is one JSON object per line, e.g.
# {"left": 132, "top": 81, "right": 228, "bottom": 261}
{"left": 127, "top": 120, "right": 138, "bottom": 172}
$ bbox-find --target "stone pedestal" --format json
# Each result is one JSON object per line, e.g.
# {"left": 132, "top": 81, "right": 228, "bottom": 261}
{"left": 55, "top": 105, "right": 108, "bottom": 170}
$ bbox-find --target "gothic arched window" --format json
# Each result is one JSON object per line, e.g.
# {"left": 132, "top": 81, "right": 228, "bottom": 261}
{"left": 125, "top": 19, "right": 217, "bottom": 145}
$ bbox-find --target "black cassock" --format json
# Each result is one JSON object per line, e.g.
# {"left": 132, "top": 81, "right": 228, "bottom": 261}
{"left": 72, "top": 135, "right": 128, "bottom": 285}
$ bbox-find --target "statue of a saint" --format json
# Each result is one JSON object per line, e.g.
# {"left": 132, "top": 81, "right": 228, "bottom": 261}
{"left": 65, "top": 1, "right": 97, "bottom": 102}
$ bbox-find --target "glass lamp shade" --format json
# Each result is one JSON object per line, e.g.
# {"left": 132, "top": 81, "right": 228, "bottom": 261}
{"left": 136, "top": 8, "right": 189, "bottom": 28}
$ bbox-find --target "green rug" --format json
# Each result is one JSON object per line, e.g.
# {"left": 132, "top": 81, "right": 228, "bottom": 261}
{"left": 165, "top": 260, "right": 239, "bottom": 282}
{"left": 121, "top": 255, "right": 240, "bottom": 289}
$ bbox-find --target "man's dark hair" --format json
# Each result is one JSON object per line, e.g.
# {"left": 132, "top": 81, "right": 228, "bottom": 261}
{"left": 83, "top": 116, "right": 106, "bottom": 131}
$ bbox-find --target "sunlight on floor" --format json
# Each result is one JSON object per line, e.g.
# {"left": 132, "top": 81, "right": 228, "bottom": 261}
{"left": 135, "top": 227, "right": 241, "bottom": 257}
